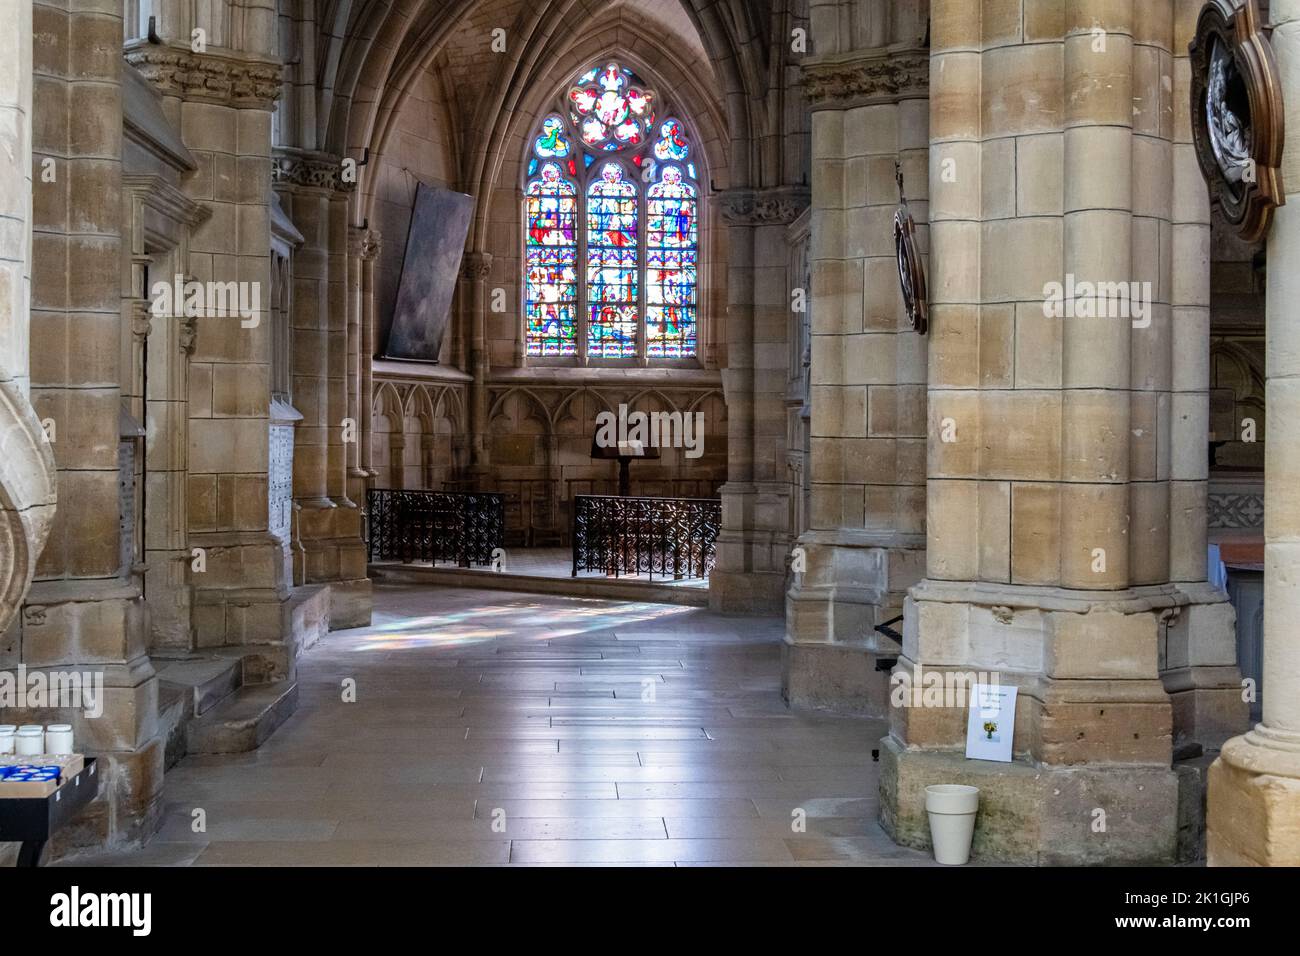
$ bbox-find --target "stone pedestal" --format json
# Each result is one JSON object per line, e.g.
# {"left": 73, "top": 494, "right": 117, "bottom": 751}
{"left": 880, "top": 736, "right": 1180, "bottom": 865}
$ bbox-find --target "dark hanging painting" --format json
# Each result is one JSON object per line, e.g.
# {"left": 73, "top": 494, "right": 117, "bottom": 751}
{"left": 384, "top": 182, "right": 475, "bottom": 362}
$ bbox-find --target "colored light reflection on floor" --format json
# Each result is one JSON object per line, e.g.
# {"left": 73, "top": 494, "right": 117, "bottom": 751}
{"left": 358, "top": 598, "right": 694, "bottom": 649}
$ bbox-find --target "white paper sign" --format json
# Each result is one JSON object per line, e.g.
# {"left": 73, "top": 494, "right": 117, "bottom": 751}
{"left": 965, "top": 683, "right": 1017, "bottom": 763}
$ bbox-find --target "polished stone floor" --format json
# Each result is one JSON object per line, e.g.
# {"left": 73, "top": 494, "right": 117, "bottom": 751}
{"left": 66, "top": 584, "right": 932, "bottom": 866}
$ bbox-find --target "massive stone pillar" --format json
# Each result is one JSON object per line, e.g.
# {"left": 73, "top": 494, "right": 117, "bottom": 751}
{"left": 126, "top": 4, "right": 300, "bottom": 669}
{"left": 19, "top": 0, "right": 161, "bottom": 852}
{"left": 0, "top": 0, "right": 56, "bottom": 638}
{"left": 1207, "top": 0, "right": 1300, "bottom": 868}
{"left": 711, "top": 188, "right": 808, "bottom": 616}
{"left": 880, "top": 0, "right": 1234, "bottom": 865}
{"left": 783, "top": 40, "right": 929, "bottom": 715}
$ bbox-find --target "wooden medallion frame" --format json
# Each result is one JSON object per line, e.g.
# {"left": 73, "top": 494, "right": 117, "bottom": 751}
{"left": 893, "top": 163, "right": 928, "bottom": 335}
{"left": 1189, "top": 0, "right": 1285, "bottom": 243}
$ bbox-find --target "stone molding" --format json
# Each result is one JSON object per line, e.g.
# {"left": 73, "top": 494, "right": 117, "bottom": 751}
{"left": 124, "top": 42, "right": 283, "bottom": 111}
{"left": 273, "top": 148, "right": 353, "bottom": 193}
{"left": 802, "top": 46, "right": 929, "bottom": 109}
{"left": 719, "top": 186, "right": 811, "bottom": 226}
{"left": 909, "top": 578, "right": 1209, "bottom": 616}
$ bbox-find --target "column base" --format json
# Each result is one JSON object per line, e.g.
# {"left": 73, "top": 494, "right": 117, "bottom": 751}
{"left": 781, "top": 635, "right": 893, "bottom": 715}
{"left": 709, "top": 481, "right": 791, "bottom": 615}
{"left": 327, "top": 577, "right": 373, "bottom": 630}
{"left": 297, "top": 498, "right": 368, "bottom": 585}
{"left": 708, "top": 568, "right": 785, "bottom": 615}
{"left": 879, "top": 735, "right": 1180, "bottom": 864}
{"left": 1162, "top": 588, "right": 1249, "bottom": 751}
{"left": 1207, "top": 727, "right": 1300, "bottom": 866}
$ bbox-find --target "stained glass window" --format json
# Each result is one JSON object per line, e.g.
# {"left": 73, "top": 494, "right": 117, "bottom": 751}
{"left": 525, "top": 162, "right": 578, "bottom": 356}
{"left": 587, "top": 163, "right": 639, "bottom": 357}
{"left": 523, "top": 61, "right": 698, "bottom": 361}
{"left": 646, "top": 165, "right": 697, "bottom": 358}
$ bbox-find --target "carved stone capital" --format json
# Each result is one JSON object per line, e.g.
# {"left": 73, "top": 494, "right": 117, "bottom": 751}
{"left": 461, "top": 251, "right": 493, "bottom": 281}
{"left": 124, "top": 42, "right": 283, "bottom": 111}
{"left": 719, "top": 187, "right": 811, "bottom": 226}
{"left": 349, "top": 226, "right": 383, "bottom": 261}
{"left": 273, "top": 148, "right": 354, "bottom": 193}
{"left": 802, "top": 47, "right": 929, "bottom": 110}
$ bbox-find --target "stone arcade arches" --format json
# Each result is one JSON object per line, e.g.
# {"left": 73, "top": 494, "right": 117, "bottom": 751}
{"left": 1, "top": 0, "right": 1294, "bottom": 868}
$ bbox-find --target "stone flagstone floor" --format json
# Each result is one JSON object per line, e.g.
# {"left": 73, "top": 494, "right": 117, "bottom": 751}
{"left": 60, "top": 584, "right": 933, "bottom": 866}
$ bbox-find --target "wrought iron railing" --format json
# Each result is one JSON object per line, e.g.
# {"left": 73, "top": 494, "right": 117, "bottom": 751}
{"left": 571, "top": 495, "right": 722, "bottom": 581}
{"left": 366, "top": 489, "right": 505, "bottom": 567}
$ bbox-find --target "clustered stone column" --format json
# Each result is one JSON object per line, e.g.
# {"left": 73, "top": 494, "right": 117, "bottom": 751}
{"left": 784, "top": 40, "right": 929, "bottom": 715}
{"left": 1207, "top": 0, "right": 1300, "bottom": 867}
{"left": 273, "top": 153, "right": 370, "bottom": 627}
{"left": 879, "top": 0, "right": 1240, "bottom": 865}
{"left": 127, "top": 27, "right": 293, "bottom": 669}
{"left": 710, "top": 188, "right": 809, "bottom": 617}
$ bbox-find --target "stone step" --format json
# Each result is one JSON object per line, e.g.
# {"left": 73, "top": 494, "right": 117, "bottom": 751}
{"left": 186, "top": 681, "right": 299, "bottom": 755}
{"left": 370, "top": 562, "right": 710, "bottom": 607}
{"left": 155, "top": 656, "right": 243, "bottom": 717}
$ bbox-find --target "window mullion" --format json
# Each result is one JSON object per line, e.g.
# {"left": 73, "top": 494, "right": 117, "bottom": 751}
{"left": 637, "top": 171, "right": 648, "bottom": 367}
{"left": 578, "top": 172, "right": 589, "bottom": 365}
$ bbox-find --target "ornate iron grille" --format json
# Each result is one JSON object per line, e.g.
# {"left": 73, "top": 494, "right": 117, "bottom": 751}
{"left": 366, "top": 489, "right": 505, "bottom": 567}
{"left": 571, "top": 495, "right": 721, "bottom": 581}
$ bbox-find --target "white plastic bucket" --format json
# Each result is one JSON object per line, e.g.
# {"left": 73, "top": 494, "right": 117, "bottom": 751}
{"left": 925, "top": 784, "right": 980, "bottom": 865}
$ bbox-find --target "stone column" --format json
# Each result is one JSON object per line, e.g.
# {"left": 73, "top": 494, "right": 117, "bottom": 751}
{"left": 126, "top": 14, "right": 293, "bottom": 666}
{"left": 275, "top": 162, "right": 335, "bottom": 513}
{"left": 21, "top": 0, "right": 161, "bottom": 852}
{"left": 345, "top": 226, "right": 367, "bottom": 504}
{"left": 711, "top": 187, "right": 808, "bottom": 616}
{"left": 1207, "top": 0, "right": 1300, "bottom": 867}
{"left": 273, "top": 154, "right": 370, "bottom": 626}
{"left": 326, "top": 192, "right": 352, "bottom": 507}
{"left": 0, "top": 0, "right": 55, "bottom": 639}
{"left": 462, "top": 250, "right": 492, "bottom": 483}
{"left": 357, "top": 230, "right": 381, "bottom": 480}
{"left": 783, "top": 45, "right": 929, "bottom": 715}
{"left": 1163, "top": 0, "right": 1249, "bottom": 754}
{"left": 878, "top": 0, "right": 1220, "bottom": 865}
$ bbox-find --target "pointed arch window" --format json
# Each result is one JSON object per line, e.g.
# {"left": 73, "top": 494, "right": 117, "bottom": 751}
{"left": 523, "top": 61, "right": 701, "bottom": 362}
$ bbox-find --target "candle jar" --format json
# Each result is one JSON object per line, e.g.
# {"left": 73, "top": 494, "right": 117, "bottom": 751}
{"left": 15, "top": 727, "right": 45, "bottom": 756}
{"left": 45, "top": 724, "right": 74, "bottom": 755}
{"left": 0, "top": 725, "right": 15, "bottom": 755}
